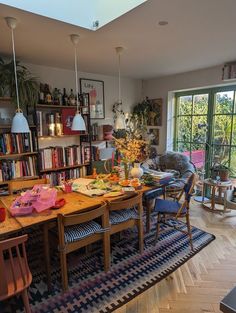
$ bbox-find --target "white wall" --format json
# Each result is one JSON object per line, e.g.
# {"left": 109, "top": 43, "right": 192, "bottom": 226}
{"left": 144, "top": 65, "right": 236, "bottom": 153}
{"left": 25, "top": 62, "right": 142, "bottom": 126}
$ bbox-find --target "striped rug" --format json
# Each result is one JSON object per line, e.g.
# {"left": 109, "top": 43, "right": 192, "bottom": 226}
{"left": 2, "top": 220, "right": 215, "bottom": 313}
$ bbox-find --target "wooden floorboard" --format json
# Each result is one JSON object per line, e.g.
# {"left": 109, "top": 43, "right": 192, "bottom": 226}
{"left": 113, "top": 199, "right": 236, "bottom": 313}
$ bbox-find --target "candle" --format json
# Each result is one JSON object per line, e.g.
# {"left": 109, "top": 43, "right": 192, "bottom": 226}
{"left": 111, "top": 151, "right": 114, "bottom": 168}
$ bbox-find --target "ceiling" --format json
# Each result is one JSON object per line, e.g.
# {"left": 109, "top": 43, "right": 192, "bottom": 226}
{"left": 1, "top": 0, "right": 236, "bottom": 79}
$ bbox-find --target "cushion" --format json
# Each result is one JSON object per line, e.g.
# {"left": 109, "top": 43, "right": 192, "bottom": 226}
{"left": 154, "top": 198, "right": 187, "bottom": 215}
{"left": 64, "top": 221, "right": 104, "bottom": 243}
{"left": 110, "top": 208, "right": 139, "bottom": 225}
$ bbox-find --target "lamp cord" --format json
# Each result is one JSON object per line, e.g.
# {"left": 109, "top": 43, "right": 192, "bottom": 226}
{"left": 118, "top": 52, "right": 121, "bottom": 105}
{"left": 11, "top": 28, "right": 20, "bottom": 111}
{"left": 74, "top": 45, "right": 79, "bottom": 113}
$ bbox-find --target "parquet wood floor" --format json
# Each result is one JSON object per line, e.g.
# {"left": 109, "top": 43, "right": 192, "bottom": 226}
{"left": 114, "top": 200, "right": 236, "bottom": 313}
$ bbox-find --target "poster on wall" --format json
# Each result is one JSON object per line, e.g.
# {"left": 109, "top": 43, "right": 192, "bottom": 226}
{"left": 147, "top": 98, "right": 162, "bottom": 126}
{"left": 80, "top": 78, "right": 105, "bottom": 119}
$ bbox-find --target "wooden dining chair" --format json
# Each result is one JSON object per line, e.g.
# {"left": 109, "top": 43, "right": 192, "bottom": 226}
{"left": 106, "top": 192, "right": 144, "bottom": 254}
{"left": 56, "top": 202, "right": 110, "bottom": 291}
{"left": 8, "top": 178, "right": 48, "bottom": 194}
{"left": 153, "top": 173, "right": 196, "bottom": 250}
{"left": 0, "top": 234, "right": 32, "bottom": 313}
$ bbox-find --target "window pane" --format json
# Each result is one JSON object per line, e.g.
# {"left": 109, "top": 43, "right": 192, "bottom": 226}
{"left": 232, "top": 116, "right": 236, "bottom": 145}
{"left": 190, "top": 144, "right": 206, "bottom": 169}
{"left": 213, "top": 115, "right": 232, "bottom": 145}
{"left": 215, "top": 91, "right": 234, "bottom": 114}
{"left": 177, "top": 142, "right": 191, "bottom": 154}
{"left": 212, "top": 145, "right": 230, "bottom": 164}
{"left": 230, "top": 148, "right": 236, "bottom": 176}
{"left": 193, "top": 94, "right": 208, "bottom": 115}
{"left": 177, "top": 116, "right": 191, "bottom": 142}
{"left": 178, "top": 95, "right": 192, "bottom": 115}
{"left": 192, "top": 116, "right": 207, "bottom": 143}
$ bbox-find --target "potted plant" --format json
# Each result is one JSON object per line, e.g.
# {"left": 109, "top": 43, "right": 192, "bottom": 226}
{"left": 0, "top": 57, "right": 39, "bottom": 107}
{"left": 211, "top": 161, "right": 233, "bottom": 181}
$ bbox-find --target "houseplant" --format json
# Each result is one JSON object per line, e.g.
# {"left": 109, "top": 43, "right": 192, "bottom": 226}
{"left": 0, "top": 57, "right": 39, "bottom": 107}
{"left": 211, "top": 161, "right": 233, "bottom": 181}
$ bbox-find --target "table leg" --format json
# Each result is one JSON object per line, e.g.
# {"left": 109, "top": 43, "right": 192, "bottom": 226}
{"left": 43, "top": 223, "right": 51, "bottom": 290}
{"left": 146, "top": 199, "right": 154, "bottom": 233}
{"left": 211, "top": 185, "right": 216, "bottom": 211}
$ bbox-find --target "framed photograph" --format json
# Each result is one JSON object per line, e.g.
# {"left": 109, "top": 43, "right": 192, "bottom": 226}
{"left": 80, "top": 78, "right": 105, "bottom": 119}
{"left": 147, "top": 98, "right": 162, "bottom": 126}
{"left": 148, "top": 128, "right": 160, "bottom": 146}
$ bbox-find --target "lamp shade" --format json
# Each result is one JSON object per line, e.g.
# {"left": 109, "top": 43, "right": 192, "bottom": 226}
{"left": 71, "top": 112, "right": 86, "bottom": 131}
{"left": 114, "top": 113, "right": 126, "bottom": 130}
{"left": 11, "top": 111, "right": 30, "bottom": 133}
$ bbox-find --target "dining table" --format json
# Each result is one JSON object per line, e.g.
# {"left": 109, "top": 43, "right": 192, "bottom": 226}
{"left": 0, "top": 181, "right": 166, "bottom": 288}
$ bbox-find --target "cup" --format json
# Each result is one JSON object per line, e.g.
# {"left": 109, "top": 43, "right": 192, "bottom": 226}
{"left": 64, "top": 184, "right": 72, "bottom": 193}
{"left": 0, "top": 207, "right": 6, "bottom": 222}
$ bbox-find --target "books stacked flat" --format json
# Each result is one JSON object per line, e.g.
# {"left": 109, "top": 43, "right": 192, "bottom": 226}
{"left": 145, "top": 170, "right": 174, "bottom": 185}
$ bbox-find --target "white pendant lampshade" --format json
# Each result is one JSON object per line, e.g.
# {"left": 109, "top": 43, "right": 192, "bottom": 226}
{"left": 71, "top": 112, "right": 86, "bottom": 131}
{"left": 11, "top": 110, "right": 30, "bottom": 133}
{"left": 5, "top": 17, "right": 30, "bottom": 133}
{"left": 70, "top": 34, "right": 87, "bottom": 131}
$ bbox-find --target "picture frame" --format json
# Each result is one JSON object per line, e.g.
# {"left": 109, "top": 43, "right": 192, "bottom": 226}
{"left": 80, "top": 78, "right": 105, "bottom": 119}
{"left": 147, "top": 98, "right": 162, "bottom": 126}
{"left": 148, "top": 128, "right": 160, "bottom": 146}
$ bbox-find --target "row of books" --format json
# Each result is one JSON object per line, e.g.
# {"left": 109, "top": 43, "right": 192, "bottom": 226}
{"left": 39, "top": 144, "right": 91, "bottom": 170}
{"left": 0, "top": 156, "right": 37, "bottom": 182}
{"left": 0, "top": 132, "right": 36, "bottom": 155}
{"left": 43, "top": 166, "right": 87, "bottom": 186}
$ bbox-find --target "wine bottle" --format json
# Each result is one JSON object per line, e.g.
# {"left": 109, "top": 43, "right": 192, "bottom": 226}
{"left": 62, "top": 88, "right": 68, "bottom": 106}
{"left": 45, "top": 84, "right": 52, "bottom": 104}
{"left": 58, "top": 89, "right": 63, "bottom": 106}
{"left": 69, "top": 89, "right": 75, "bottom": 106}
{"left": 39, "top": 83, "right": 45, "bottom": 104}
{"left": 53, "top": 88, "right": 59, "bottom": 105}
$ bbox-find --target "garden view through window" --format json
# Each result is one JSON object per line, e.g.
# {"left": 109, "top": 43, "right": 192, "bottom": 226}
{"left": 175, "top": 86, "right": 236, "bottom": 176}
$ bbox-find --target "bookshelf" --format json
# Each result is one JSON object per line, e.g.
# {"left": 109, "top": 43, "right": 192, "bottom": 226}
{"left": 0, "top": 98, "right": 39, "bottom": 190}
{"left": 32, "top": 93, "right": 92, "bottom": 186}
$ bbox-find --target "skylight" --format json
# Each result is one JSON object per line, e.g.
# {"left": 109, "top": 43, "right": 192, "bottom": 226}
{"left": 0, "top": 0, "right": 147, "bottom": 30}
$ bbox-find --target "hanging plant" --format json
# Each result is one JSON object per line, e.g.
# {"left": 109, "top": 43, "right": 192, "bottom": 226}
{"left": 0, "top": 57, "right": 39, "bottom": 107}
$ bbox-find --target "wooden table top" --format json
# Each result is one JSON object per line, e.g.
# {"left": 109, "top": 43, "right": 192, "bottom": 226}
{"left": 0, "top": 184, "right": 156, "bottom": 238}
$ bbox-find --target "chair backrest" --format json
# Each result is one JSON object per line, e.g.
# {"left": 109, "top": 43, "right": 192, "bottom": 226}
{"left": 106, "top": 192, "right": 143, "bottom": 213}
{"left": 8, "top": 178, "right": 48, "bottom": 194}
{"left": 183, "top": 173, "right": 196, "bottom": 202}
{"left": 57, "top": 202, "right": 108, "bottom": 245}
{"left": 0, "top": 234, "right": 31, "bottom": 298}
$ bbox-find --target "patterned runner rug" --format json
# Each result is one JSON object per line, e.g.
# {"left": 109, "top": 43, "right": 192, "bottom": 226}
{"left": 2, "top": 220, "right": 215, "bottom": 313}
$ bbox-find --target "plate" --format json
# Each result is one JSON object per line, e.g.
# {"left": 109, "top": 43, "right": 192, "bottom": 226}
{"left": 103, "top": 191, "right": 124, "bottom": 198}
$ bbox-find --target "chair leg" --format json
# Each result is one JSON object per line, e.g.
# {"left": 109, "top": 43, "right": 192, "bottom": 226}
{"left": 154, "top": 213, "right": 161, "bottom": 245}
{"left": 103, "top": 232, "right": 110, "bottom": 272}
{"left": 137, "top": 218, "right": 144, "bottom": 253}
{"left": 21, "top": 289, "right": 31, "bottom": 313}
{"left": 59, "top": 250, "right": 68, "bottom": 291}
{"left": 43, "top": 224, "right": 51, "bottom": 290}
{"left": 145, "top": 199, "right": 153, "bottom": 233}
{"left": 186, "top": 212, "right": 193, "bottom": 251}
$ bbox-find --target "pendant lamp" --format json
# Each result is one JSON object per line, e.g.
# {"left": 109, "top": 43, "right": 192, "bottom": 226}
{"left": 114, "top": 46, "right": 126, "bottom": 130}
{"left": 5, "top": 17, "right": 30, "bottom": 133}
{"left": 70, "top": 34, "right": 86, "bottom": 131}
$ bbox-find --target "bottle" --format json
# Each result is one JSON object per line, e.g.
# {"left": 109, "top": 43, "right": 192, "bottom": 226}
{"left": 39, "top": 83, "right": 45, "bottom": 104}
{"left": 69, "top": 89, "right": 75, "bottom": 106}
{"left": 58, "top": 89, "right": 63, "bottom": 106}
{"left": 55, "top": 112, "right": 63, "bottom": 136}
{"left": 52, "top": 88, "right": 59, "bottom": 105}
{"left": 92, "top": 168, "right": 97, "bottom": 179}
{"left": 45, "top": 84, "right": 52, "bottom": 104}
{"left": 62, "top": 88, "right": 68, "bottom": 106}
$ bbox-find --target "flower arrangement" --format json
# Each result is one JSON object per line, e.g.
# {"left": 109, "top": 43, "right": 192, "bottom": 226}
{"left": 114, "top": 136, "right": 150, "bottom": 163}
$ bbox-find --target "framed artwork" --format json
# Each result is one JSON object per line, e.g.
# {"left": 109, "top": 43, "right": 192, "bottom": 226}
{"left": 80, "top": 78, "right": 105, "bottom": 119}
{"left": 148, "top": 128, "right": 160, "bottom": 146}
{"left": 61, "top": 108, "right": 86, "bottom": 135}
{"left": 147, "top": 98, "right": 162, "bottom": 126}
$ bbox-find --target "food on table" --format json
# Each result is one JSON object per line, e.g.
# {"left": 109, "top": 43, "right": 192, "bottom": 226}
{"left": 119, "top": 179, "right": 131, "bottom": 187}
{"left": 141, "top": 173, "right": 155, "bottom": 185}
{"left": 130, "top": 178, "right": 141, "bottom": 188}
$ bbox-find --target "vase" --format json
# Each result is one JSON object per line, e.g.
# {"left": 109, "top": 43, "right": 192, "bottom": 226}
{"left": 130, "top": 163, "right": 143, "bottom": 179}
{"left": 123, "top": 162, "right": 130, "bottom": 180}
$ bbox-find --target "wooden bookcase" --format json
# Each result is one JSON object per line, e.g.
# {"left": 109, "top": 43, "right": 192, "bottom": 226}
{"left": 0, "top": 97, "right": 39, "bottom": 194}
{"left": 0, "top": 95, "right": 92, "bottom": 190}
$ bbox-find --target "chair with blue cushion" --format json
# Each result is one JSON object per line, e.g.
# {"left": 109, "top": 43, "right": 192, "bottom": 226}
{"left": 107, "top": 192, "right": 144, "bottom": 254}
{"left": 57, "top": 202, "right": 110, "bottom": 291}
{"left": 153, "top": 173, "right": 196, "bottom": 250}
